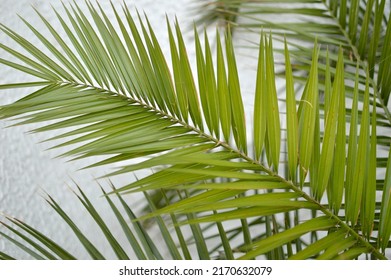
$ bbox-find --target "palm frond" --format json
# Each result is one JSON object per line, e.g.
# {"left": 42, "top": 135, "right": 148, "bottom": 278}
{"left": 196, "top": 0, "right": 391, "bottom": 120}
{"left": 0, "top": 1, "right": 390, "bottom": 259}
{"left": 0, "top": 184, "right": 210, "bottom": 259}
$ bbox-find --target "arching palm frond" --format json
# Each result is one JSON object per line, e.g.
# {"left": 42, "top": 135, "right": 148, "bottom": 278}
{"left": 195, "top": 0, "right": 391, "bottom": 121}
{"left": 0, "top": 183, "right": 206, "bottom": 260}
{"left": 0, "top": 1, "right": 390, "bottom": 259}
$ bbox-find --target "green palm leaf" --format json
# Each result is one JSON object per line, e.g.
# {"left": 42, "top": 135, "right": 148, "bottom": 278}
{"left": 0, "top": 184, "right": 205, "bottom": 259}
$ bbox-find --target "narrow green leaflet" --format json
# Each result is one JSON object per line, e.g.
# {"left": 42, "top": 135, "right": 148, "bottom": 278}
{"left": 323, "top": 49, "right": 331, "bottom": 115}
{"left": 174, "top": 20, "right": 204, "bottom": 129}
{"left": 315, "top": 48, "right": 343, "bottom": 201}
{"left": 332, "top": 247, "right": 370, "bottom": 260}
{"left": 0, "top": 223, "right": 48, "bottom": 260}
{"left": 264, "top": 33, "right": 281, "bottom": 170}
{"left": 379, "top": 148, "right": 391, "bottom": 251}
{"left": 179, "top": 190, "right": 211, "bottom": 260}
{"left": 361, "top": 91, "right": 377, "bottom": 238}
{"left": 254, "top": 33, "right": 267, "bottom": 161}
{"left": 216, "top": 30, "right": 231, "bottom": 142}
{"left": 288, "top": 229, "right": 348, "bottom": 260}
{"left": 298, "top": 41, "right": 319, "bottom": 186}
{"left": 161, "top": 192, "right": 192, "bottom": 260}
{"left": 378, "top": 11, "right": 391, "bottom": 104}
{"left": 144, "top": 192, "right": 183, "bottom": 260}
{"left": 74, "top": 186, "right": 130, "bottom": 260}
{"left": 357, "top": 0, "right": 375, "bottom": 58}
{"left": 225, "top": 30, "right": 247, "bottom": 153}
{"left": 309, "top": 89, "right": 321, "bottom": 199}
{"left": 328, "top": 55, "right": 346, "bottom": 214}
{"left": 215, "top": 213, "right": 234, "bottom": 259}
{"left": 239, "top": 216, "right": 337, "bottom": 260}
{"left": 204, "top": 31, "right": 220, "bottom": 138}
{"left": 338, "top": 0, "right": 347, "bottom": 28}
{"left": 101, "top": 187, "right": 147, "bottom": 260}
{"left": 368, "top": 0, "right": 385, "bottom": 78}
{"left": 45, "top": 195, "right": 106, "bottom": 260}
{"left": 345, "top": 64, "right": 360, "bottom": 212}
{"left": 346, "top": 74, "right": 371, "bottom": 225}
{"left": 284, "top": 37, "right": 298, "bottom": 181}
{"left": 194, "top": 27, "right": 211, "bottom": 132}
{"left": 168, "top": 19, "right": 188, "bottom": 121}
{"left": 0, "top": 23, "right": 71, "bottom": 81}
{"left": 316, "top": 235, "right": 358, "bottom": 260}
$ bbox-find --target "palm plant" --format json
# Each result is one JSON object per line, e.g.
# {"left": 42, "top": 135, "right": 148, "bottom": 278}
{"left": 0, "top": 0, "right": 391, "bottom": 260}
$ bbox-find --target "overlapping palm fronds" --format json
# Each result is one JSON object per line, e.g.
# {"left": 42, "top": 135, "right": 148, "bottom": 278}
{"left": 0, "top": 1, "right": 390, "bottom": 259}
{"left": 0, "top": 183, "right": 210, "bottom": 260}
{"left": 195, "top": 0, "right": 391, "bottom": 118}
